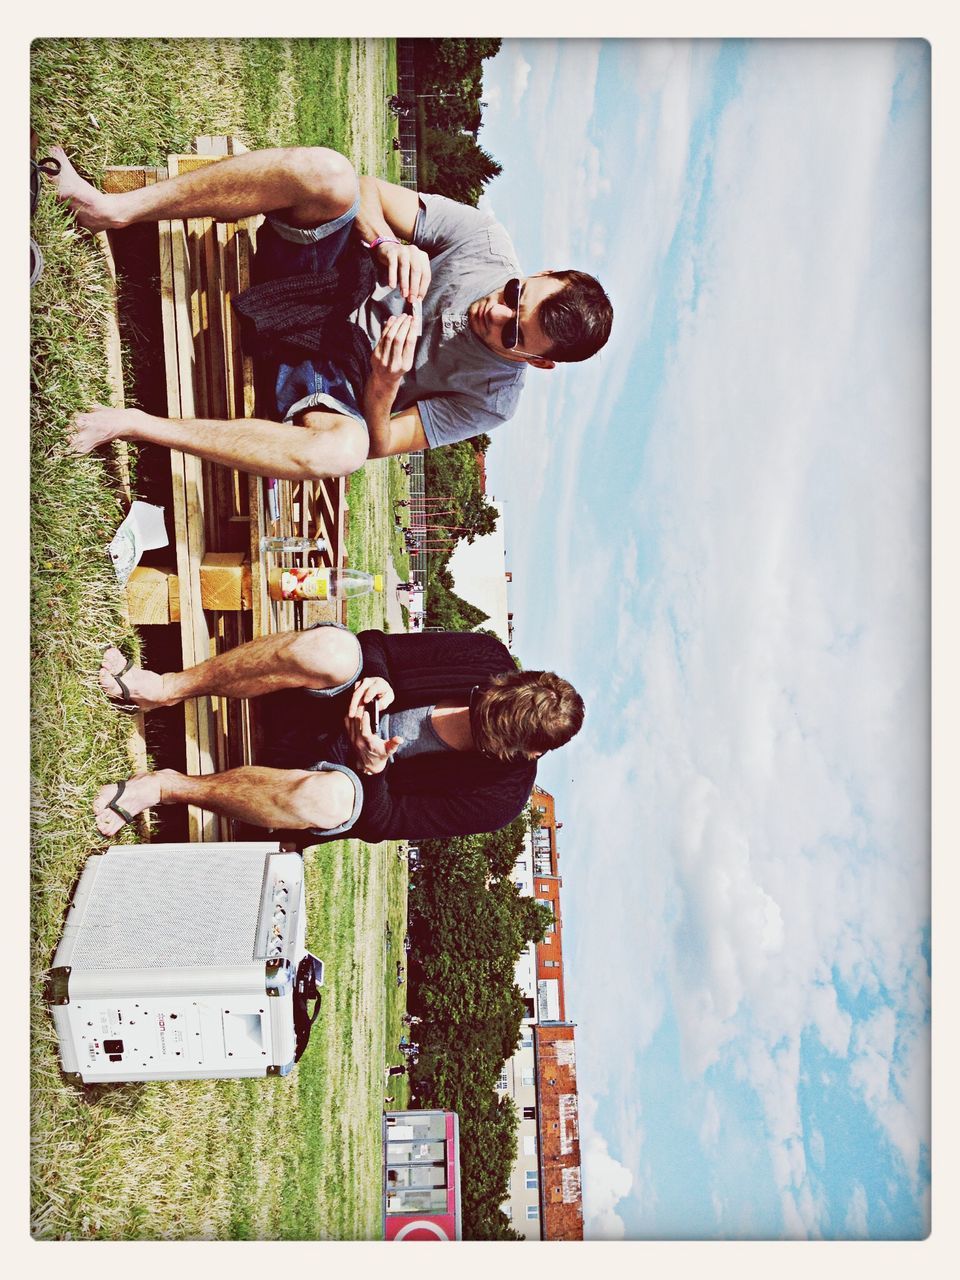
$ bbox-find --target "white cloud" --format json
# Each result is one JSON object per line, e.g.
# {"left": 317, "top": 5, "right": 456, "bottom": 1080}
{"left": 511, "top": 54, "right": 531, "bottom": 108}
{"left": 579, "top": 1093, "right": 634, "bottom": 1239}
{"left": 844, "top": 1183, "right": 869, "bottom": 1237}
{"left": 700, "top": 1090, "right": 722, "bottom": 1149}
{"left": 849, "top": 1007, "right": 896, "bottom": 1108}
{"left": 484, "top": 82, "right": 502, "bottom": 118}
{"left": 808, "top": 1128, "right": 826, "bottom": 1169}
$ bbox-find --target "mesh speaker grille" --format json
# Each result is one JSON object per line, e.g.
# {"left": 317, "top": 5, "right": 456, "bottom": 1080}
{"left": 68, "top": 846, "right": 270, "bottom": 969}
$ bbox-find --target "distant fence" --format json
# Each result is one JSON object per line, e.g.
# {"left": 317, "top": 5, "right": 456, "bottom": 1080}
{"left": 395, "top": 40, "right": 426, "bottom": 597}
{"left": 395, "top": 41, "right": 418, "bottom": 188}
{"left": 406, "top": 451, "right": 428, "bottom": 594}
{"left": 393, "top": 44, "right": 434, "bottom": 606}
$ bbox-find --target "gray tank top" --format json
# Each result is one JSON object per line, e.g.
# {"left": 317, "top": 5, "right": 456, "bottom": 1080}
{"left": 381, "top": 705, "right": 456, "bottom": 762}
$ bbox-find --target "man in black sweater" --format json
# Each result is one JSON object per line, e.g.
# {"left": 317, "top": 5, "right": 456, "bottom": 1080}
{"left": 92, "top": 625, "right": 584, "bottom": 844}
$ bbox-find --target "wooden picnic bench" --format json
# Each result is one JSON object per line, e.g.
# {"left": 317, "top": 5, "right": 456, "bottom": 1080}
{"left": 102, "top": 136, "right": 350, "bottom": 840}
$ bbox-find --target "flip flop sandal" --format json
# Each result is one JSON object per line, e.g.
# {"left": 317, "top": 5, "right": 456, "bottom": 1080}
{"left": 30, "top": 238, "right": 44, "bottom": 288}
{"left": 101, "top": 647, "right": 139, "bottom": 714}
{"left": 105, "top": 780, "right": 136, "bottom": 828}
{"left": 30, "top": 154, "right": 61, "bottom": 286}
{"left": 31, "top": 154, "right": 62, "bottom": 215}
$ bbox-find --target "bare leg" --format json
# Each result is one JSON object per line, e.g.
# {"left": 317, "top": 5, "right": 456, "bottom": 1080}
{"left": 93, "top": 767, "right": 357, "bottom": 838}
{"left": 99, "top": 627, "right": 362, "bottom": 713}
{"left": 68, "top": 405, "right": 369, "bottom": 480}
{"left": 49, "top": 145, "right": 357, "bottom": 232}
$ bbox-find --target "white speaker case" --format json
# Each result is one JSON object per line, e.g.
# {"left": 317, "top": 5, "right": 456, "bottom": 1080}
{"left": 46, "top": 842, "right": 307, "bottom": 1084}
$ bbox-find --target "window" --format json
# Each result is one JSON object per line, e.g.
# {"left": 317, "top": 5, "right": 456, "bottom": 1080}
{"left": 527, "top": 1205, "right": 539, "bottom": 1220}
{"left": 523, "top": 1106, "right": 536, "bottom": 1121}
{"left": 526, "top": 1171, "right": 538, "bottom": 1189}
{"left": 522, "top": 1070, "right": 534, "bottom": 1087}
{"left": 523, "top": 1135, "right": 537, "bottom": 1156}
{"left": 521, "top": 1036, "right": 533, "bottom": 1049}
{"left": 536, "top": 898, "right": 555, "bottom": 933}
{"left": 496, "top": 1068, "right": 508, "bottom": 1091}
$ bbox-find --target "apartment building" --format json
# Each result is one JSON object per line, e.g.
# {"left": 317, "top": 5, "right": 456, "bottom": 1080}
{"left": 496, "top": 787, "right": 584, "bottom": 1239}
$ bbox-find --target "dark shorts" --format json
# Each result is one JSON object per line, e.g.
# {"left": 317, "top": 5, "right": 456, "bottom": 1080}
{"left": 252, "top": 197, "right": 366, "bottom": 426}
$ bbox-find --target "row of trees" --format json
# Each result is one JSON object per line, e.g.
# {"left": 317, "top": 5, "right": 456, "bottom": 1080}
{"left": 408, "top": 38, "right": 504, "bottom": 207}
{"left": 395, "top": 57, "right": 530, "bottom": 1226}
{"left": 405, "top": 814, "right": 554, "bottom": 1239}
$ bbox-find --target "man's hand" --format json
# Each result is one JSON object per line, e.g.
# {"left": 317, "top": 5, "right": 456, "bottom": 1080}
{"left": 344, "top": 678, "right": 403, "bottom": 775}
{"left": 368, "top": 314, "right": 419, "bottom": 398}
{"left": 373, "top": 240, "right": 431, "bottom": 302}
{"left": 351, "top": 676, "right": 396, "bottom": 714}
{"left": 68, "top": 404, "right": 148, "bottom": 454}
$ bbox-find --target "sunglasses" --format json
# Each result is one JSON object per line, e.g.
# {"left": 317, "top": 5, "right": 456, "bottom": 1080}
{"left": 501, "top": 277, "right": 524, "bottom": 350}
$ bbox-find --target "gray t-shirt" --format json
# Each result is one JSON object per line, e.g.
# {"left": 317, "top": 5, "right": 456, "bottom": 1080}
{"left": 351, "top": 193, "right": 527, "bottom": 449}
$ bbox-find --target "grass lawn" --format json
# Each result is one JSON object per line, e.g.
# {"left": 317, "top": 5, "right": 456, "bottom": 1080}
{"left": 30, "top": 37, "right": 407, "bottom": 1240}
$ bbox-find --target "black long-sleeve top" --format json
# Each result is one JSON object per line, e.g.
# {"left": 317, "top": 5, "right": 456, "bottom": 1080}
{"left": 335, "top": 630, "right": 537, "bottom": 845}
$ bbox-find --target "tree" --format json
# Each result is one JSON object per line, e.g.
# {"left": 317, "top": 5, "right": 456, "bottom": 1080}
{"left": 419, "top": 127, "right": 502, "bottom": 206}
{"left": 408, "top": 39, "right": 504, "bottom": 204}
{"left": 425, "top": 565, "right": 489, "bottom": 632}
{"left": 411, "top": 38, "right": 502, "bottom": 89}
{"left": 404, "top": 820, "right": 551, "bottom": 1239}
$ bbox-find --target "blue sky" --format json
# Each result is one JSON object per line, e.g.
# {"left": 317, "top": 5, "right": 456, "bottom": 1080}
{"left": 472, "top": 38, "right": 930, "bottom": 1240}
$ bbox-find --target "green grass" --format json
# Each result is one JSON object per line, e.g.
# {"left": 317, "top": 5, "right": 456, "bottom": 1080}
{"left": 346, "top": 457, "right": 396, "bottom": 632}
{"left": 344, "top": 455, "right": 412, "bottom": 634}
{"left": 383, "top": 843, "right": 412, "bottom": 1111}
{"left": 388, "top": 455, "right": 414, "bottom": 580}
{"left": 30, "top": 36, "right": 404, "bottom": 1241}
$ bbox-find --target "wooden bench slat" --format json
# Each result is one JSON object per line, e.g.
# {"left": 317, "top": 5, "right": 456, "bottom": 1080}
{"left": 160, "top": 210, "right": 222, "bottom": 841}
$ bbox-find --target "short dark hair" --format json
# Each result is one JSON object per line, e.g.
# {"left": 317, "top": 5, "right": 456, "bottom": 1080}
{"left": 538, "top": 270, "right": 613, "bottom": 363}
{"left": 472, "top": 670, "right": 586, "bottom": 763}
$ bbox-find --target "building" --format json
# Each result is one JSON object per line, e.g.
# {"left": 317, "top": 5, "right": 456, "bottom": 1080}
{"left": 496, "top": 787, "right": 584, "bottom": 1239}
{"left": 446, "top": 499, "right": 513, "bottom": 647}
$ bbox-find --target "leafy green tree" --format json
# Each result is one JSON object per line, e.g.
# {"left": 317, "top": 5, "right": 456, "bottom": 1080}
{"left": 404, "top": 814, "right": 550, "bottom": 1238}
{"left": 412, "top": 38, "right": 502, "bottom": 89}
{"left": 408, "top": 39, "right": 504, "bottom": 204}
{"left": 425, "top": 565, "right": 490, "bottom": 632}
{"left": 419, "top": 127, "right": 502, "bottom": 206}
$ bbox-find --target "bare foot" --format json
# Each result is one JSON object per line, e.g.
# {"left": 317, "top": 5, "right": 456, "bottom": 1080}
{"left": 93, "top": 773, "right": 161, "bottom": 837}
{"left": 68, "top": 405, "right": 141, "bottom": 455}
{"left": 48, "top": 146, "right": 118, "bottom": 231}
{"left": 99, "top": 646, "right": 167, "bottom": 711}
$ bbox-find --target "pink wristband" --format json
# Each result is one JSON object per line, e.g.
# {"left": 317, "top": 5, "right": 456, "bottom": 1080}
{"left": 364, "top": 236, "right": 402, "bottom": 251}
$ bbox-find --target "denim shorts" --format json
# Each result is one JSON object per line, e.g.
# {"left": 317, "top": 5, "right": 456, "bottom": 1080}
{"left": 253, "top": 193, "right": 366, "bottom": 426}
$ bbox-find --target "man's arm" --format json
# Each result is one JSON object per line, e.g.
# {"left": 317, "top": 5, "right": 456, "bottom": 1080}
{"left": 356, "top": 175, "right": 430, "bottom": 301}
{"left": 348, "top": 770, "right": 526, "bottom": 845}
{"left": 366, "top": 404, "right": 428, "bottom": 459}
{"left": 357, "top": 175, "right": 421, "bottom": 242}
{"left": 364, "top": 312, "right": 429, "bottom": 457}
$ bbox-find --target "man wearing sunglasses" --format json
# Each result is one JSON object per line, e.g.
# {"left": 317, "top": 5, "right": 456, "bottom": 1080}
{"left": 55, "top": 145, "right": 613, "bottom": 480}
